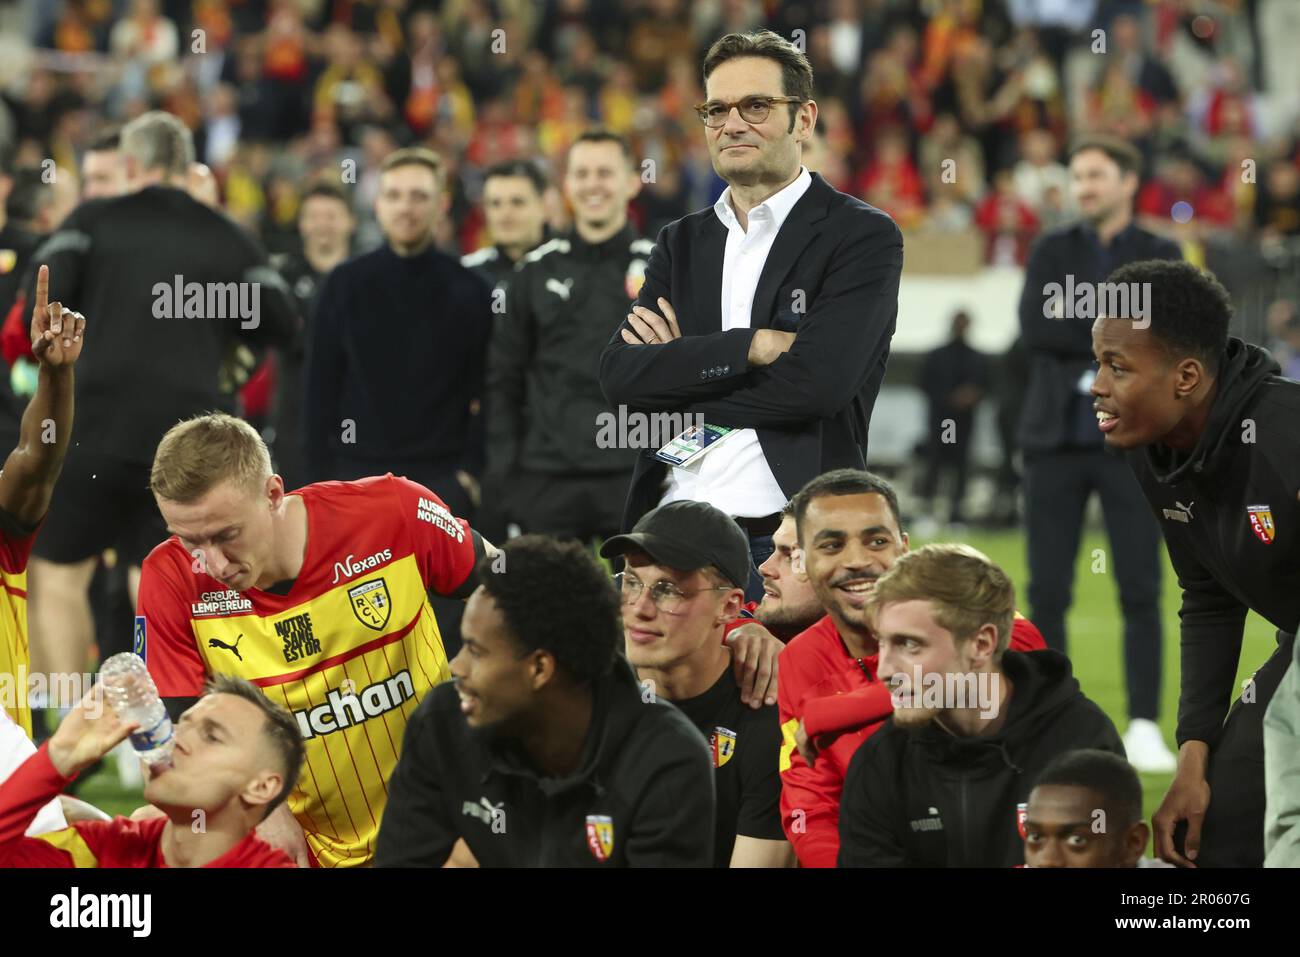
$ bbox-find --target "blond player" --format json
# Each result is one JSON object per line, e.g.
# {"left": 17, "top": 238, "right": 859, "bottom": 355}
{"left": 135, "top": 413, "right": 492, "bottom": 866}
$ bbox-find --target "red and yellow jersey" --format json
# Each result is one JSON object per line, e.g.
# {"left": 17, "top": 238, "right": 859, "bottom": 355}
{"left": 136, "top": 474, "right": 477, "bottom": 867}
{"left": 0, "top": 517, "right": 38, "bottom": 739}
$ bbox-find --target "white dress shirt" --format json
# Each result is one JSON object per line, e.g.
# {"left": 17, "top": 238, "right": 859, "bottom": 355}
{"left": 660, "top": 166, "right": 813, "bottom": 519}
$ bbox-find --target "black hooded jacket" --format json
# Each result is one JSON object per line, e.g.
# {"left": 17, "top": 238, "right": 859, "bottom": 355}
{"left": 837, "top": 650, "right": 1123, "bottom": 867}
{"left": 1126, "top": 338, "right": 1300, "bottom": 746}
{"left": 374, "top": 658, "right": 716, "bottom": 867}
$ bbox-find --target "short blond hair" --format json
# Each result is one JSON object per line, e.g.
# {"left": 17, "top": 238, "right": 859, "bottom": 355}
{"left": 151, "top": 413, "right": 272, "bottom": 503}
{"left": 865, "top": 544, "right": 1015, "bottom": 658}
{"left": 380, "top": 146, "right": 444, "bottom": 190}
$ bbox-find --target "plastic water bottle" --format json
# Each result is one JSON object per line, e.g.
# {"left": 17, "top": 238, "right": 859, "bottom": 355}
{"left": 99, "top": 652, "right": 174, "bottom": 767}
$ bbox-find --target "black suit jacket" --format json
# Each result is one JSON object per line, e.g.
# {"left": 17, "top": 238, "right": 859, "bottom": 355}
{"left": 598, "top": 172, "right": 903, "bottom": 529}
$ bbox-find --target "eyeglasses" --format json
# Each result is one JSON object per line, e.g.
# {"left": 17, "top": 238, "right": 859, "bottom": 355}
{"left": 613, "top": 572, "right": 733, "bottom": 615}
{"left": 694, "top": 95, "right": 806, "bottom": 128}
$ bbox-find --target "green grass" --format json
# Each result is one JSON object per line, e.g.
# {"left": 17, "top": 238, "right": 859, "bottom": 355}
{"left": 62, "top": 528, "right": 1279, "bottom": 839}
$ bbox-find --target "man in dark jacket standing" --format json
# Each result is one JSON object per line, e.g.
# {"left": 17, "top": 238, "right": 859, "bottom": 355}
{"left": 598, "top": 30, "right": 902, "bottom": 602}
{"left": 1090, "top": 259, "right": 1300, "bottom": 867}
{"left": 486, "top": 131, "right": 648, "bottom": 543}
{"left": 374, "top": 536, "right": 715, "bottom": 867}
{"left": 301, "top": 147, "right": 490, "bottom": 515}
{"left": 1018, "top": 135, "right": 1182, "bottom": 772}
{"left": 838, "top": 545, "right": 1123, "bottom": 868}
{"left": 23, "top": 112, "right": 294, "bottom": 687}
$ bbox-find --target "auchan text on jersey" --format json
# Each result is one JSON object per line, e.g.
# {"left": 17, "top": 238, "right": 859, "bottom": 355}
{"left": 293, "top": 670, "right": 416, "bottom": 739}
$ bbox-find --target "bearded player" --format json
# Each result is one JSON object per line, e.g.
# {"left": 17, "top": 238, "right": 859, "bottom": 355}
{"left": 135, "top": 412, "right": 493, "bottom": 866}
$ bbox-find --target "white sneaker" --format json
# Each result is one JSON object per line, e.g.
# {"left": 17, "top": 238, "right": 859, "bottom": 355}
{"left": 1123, "top": 718, "right": 1177, "bottom": 773}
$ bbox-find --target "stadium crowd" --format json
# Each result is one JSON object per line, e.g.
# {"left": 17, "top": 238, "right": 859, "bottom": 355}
{"left": 0, "top": 0, "right": 1296, "bottom": 871}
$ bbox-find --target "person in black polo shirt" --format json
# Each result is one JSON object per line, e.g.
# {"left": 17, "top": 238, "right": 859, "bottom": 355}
{"left": 1018, "top": 134, "right": 1182, "bottom": 772}
{"left": 600, "top": 500, "right": 791, "bottom": 868}
{"left": 374, "top": 536, "right": 715, "bottom": 867}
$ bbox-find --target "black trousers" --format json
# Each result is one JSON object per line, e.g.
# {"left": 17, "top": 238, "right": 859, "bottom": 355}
{"left": 919, "top": 412, "right": 974, "bottom": 521}
{"left": 512, "top": 470, "right": 630, "bottom": 544}
{"left": 1024, "top": 448, "right": 1163, "bottom": 720}
{"left": 1184, "top": 631, "right": 1296, "bottom": 868}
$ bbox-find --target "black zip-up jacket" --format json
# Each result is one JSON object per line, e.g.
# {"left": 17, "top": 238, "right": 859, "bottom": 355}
{"left": 1018, "top": 221, "right": 1181, "bottom": 453}
{"left": 838, "top": 650, "right": 1123, "bottom": 867}
{"left": 374, "top": 659, "right": 716, "bottom": 867}
{"left": 486, "top": 225, "right": 650, "bottom": 482}
{"left": 1126, "top": 338, "right": 1300, "bottom": 747}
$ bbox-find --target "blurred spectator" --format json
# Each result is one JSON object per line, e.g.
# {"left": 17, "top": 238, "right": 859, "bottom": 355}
{"left": 1256, "top": 158, "right": 1300, "bottom": 241}
{"left": 917, "top": 310, "right": 987, "bottom": 526}
{"left": 109, "top": 0, "right": 179, "bottom": 66}
{"left": 268, "top": 180, "right": 355, "bottom": 492}
{"left": 1084, "top": 61, "right": 1156, "bottom": 143}
{"left": 1137, "top": 151, "right": 1234, "bottom": 237}
{"left": 974, "top": 167, "right": 1040, "bottom": 265}
{"left": 1107, "top": 12, "right": 1179, "bottom": 106}
{"left": 918, "top": 111, "right": 985, "bottom": 205}
{"left": 857, "top": 126, "right": 925, "bottom": 229}
{"left": 1012, "top": 127, "right": 1068, "bottom": 213}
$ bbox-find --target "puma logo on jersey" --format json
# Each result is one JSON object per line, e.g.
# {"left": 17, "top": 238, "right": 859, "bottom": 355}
{"left": 208, "top": 634, "right": 243, "bottom": 661}
{"left": 545, "top": 277, "right": 573, "bottom": 300}
{"left": 1161, "top": 501, "right": 1194, "bottom": 524}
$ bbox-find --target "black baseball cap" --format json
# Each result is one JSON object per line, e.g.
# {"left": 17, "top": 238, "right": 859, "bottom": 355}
{"left": 599, "top": 500, "right": 751, "bottom": 589}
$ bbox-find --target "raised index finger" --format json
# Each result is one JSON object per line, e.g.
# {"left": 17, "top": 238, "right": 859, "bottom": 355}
{"left": 34, "top": 264, "right": 49, "bottom": 315}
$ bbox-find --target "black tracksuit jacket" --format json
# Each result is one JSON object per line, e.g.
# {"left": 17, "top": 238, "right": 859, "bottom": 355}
{"left": 837, "top": 650, "right": 1123, "bottom": 867}
{"left": 1126, "top": 338, "right": 1300, "bottom": 746}
{"left": 485, "top": 225, "right": 651, "bottom": 482}
{"left": 374, "top": 659, "right": 716, "bottom": 867}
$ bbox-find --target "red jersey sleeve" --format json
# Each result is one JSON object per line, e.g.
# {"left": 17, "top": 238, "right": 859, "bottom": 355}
{"left": 0, "top": 514, "right": 40, "bottom": 575}
{"left": 802, "top": 681, "right": 895, "bottom": 741}
{"left": 1010, "top": 613, "right": 1046, "bottom": 652}
{"left": 0, "top": 742, "right": 80, "bottom": 866}
{"left": 776, "top": 648, "right": 843, "bottom": 869}
{"left": 387, "top": 475, "right": 478, "bottom": 597}
{"left": 136, "top": 545, "right": 207, "bottom": 698}
{"left": 0, "top": 294, "right": 33, "bottom": 368}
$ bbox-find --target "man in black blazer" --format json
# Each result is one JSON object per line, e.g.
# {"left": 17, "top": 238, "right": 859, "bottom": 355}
{"left": 598, "top": 30, "right": 902, "bottom": 601}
